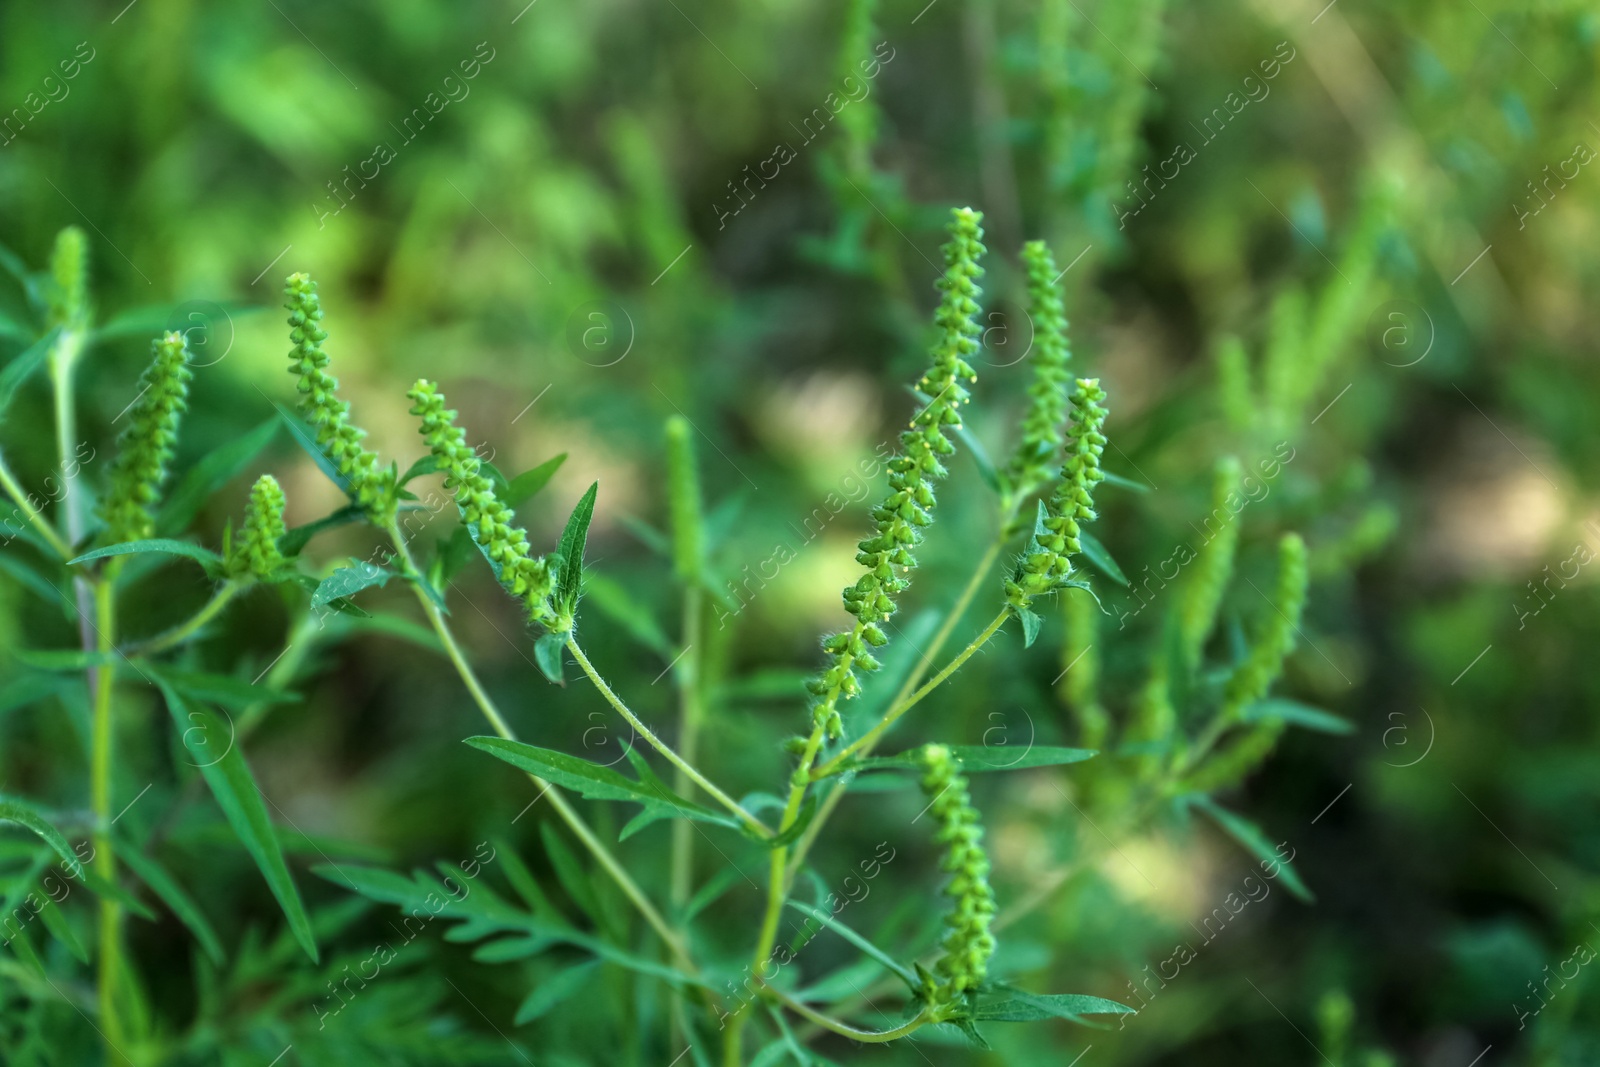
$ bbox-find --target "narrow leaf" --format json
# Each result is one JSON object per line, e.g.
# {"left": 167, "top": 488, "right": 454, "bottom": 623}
{"left": 273, "top": 402, "right": 351, "bottom": 492}
{"left": 974, "top": 990, "right": 1135, "bottom": 1022}
{"left": 783, "top": 900, "right": 918, "bottom": 992}
{"left": 119, "top": 846, "right": 226, "bottom": 965}
{"left": 1191, "top": 795, "right": 1313, "bottom": 902}
{"left": 1242, "top": 698, "right": 1355, "bottom": 735}
{"left": 69, "top": 539, "right": 221, "bottom": 568}
{"left": 507, "top": 453, "right": 567, "bottom": 507}
{"left": 278, "top": 505, "right": 365, "bottom": 558}
{"left": 0, "top": 797, "right": 83, "bottom": 877}
{"left": 0, "top": 328, "right": 61, "bottom": 421}
{"left": 515, "top": 960, "right": 600, "bottom": 1023}
{"left": 157, "top": 419, "right": 279, "bottom": 535}
{"left": 155, "top": 679, "right": 319, "bottom": 960}
{"left": 554, "top": 483, "right": 599, "bottom": 620}
{"left": 1077, "top": 529, "right": 1130, "bottom": 587}
{"left": 311, "top": 563, "right": 396, "bottom": 612}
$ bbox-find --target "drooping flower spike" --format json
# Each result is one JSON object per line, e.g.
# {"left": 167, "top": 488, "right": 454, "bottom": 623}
{"left": 101, "top": 331, "right": 193, "bottom": 544}
{"left": 807, "top": 207, "right": 986, "bottom": 739}
{"left": 407, "top": 379, "right": 559, "bottom": 631}
{"left": 284, "top": 272, "right": 396, "bottom": 522}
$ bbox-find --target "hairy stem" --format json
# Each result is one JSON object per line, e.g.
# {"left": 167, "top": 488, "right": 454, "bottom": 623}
{"left": 0, "top": 450, "right": 72, "bottom": 557}
{"left": 89, "top": 578, "right": 123, "bottom": 1048}
{"left": 670, "top": 584, "right": 705, "bottom": 910}
{"left": 132, "top": 582, "right": 240, "bottom": 654}
{"left": 383, "top": 526, "right": 695, "bottom": 973}
{"left": 566, "top": 637, "right": 771, "bottom": 839}
{"left": 759, "top": 978, "right": 933, "bottom": 1042}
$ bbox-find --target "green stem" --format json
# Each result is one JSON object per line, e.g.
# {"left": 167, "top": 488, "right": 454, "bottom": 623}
{"left": 132, "top": 582, "right": 240, "bottom": 654}
{"left": 784, "top": 539, "right": 1004, "bottom": 883}
{"left": 812, "top": 606, "right": 1012, "bottom": 780}
{"left": 670, "top": 585, "right": 704, "bottom": 911}
{"left": 89, "top": 578, "right": 123, "bottom": 1049}
{"left": 382, "top": 526, "right": 696, "bottom": 975}
{"left": 758, "top": 979, "right": 933, "bottom": 1043}
{"left": 0, "top": 449, "right": 72, "bottom": 558}
{"left": 566, "top": 636, "right": 771, "bottom": 839}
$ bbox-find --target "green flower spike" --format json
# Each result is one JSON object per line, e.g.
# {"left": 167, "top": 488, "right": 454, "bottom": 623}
{"left": 665, "top": 416, "right": 703, "bottom": 584}
{"left": 48, "top": 226, "right": 89, "bottom": 331}
{"left": 284, "top": 272, "right": 396, "bottom": 522}
{"left": 1004, "top": 240, "right": 1072, "bottom": 494}
{"left": 1176, "top": 456, "right": 1242, "bottom": 674}
{"left": 227, "top": 475, "right": 288, "bottom": 579}
{"left": 101, "top": 331, "right": 193, "bottom": 544}
{"left": 920, "top": 744, "right": 996, "bottom": 1007}
{"left": 807, "top": 207, "right": 985, "bottom": 739}
{"left": 407, "top": 380, "right": 559, "bottom": 630}
{"left": 1003, "top": 377, "right": 1108, "bottom": 612}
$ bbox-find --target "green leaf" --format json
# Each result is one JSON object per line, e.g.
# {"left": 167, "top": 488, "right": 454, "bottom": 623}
{"left": 155, "top": 679, "right": 318, "bottom": 960}
{"left": 1017, "top": 605, "right": 1042, "bottom": 648}
{"left": 783, "top": 899, "right": 918, "bottom": 992}
{"left": 464, "top": 737, "right": 739, "bottom": 834}
{"left": 0, "top": 672, "right": 67, "bottom": 719}
{"left": 534, "top": 632, "right": 565, "bottom": 685}
{"left": 854, "top": 744, "right": 1096, "bottom": 774}
{"left": 0, "top": 328, "right": 61, "bottom": 422}
{"left": 278, "top": 504, "right": 365, "bottom": 558}
{"left": 145, "top": 666, "right": 299, "bottom": 712}
{"left": 398, "top": 454, "right": 441, "bottom": 486}
{"left": 157, "top": 419, "right": 279, "bottom": 535}
{"left": 473, "top": 934, "right": 557, "bottom": 963}
{"left": 1190, "top": 795, "right": 1313, "bottom": 902}
{"left": 1100, "top": 470, "right": 1151, "bottom": 493}
{"left": 311, "top": 563, "right": 396, "bottom": 612}
{"left": 0, "top": 797, "right": 84, "bottom": 877}
{"left": 1242, "top": 698, "right": 1355, "bottom": 735}
{"left": 681, "top": 865, "right": 745, "bottom": 924}
{"left": 1077, "top": 529, "right": 1130, "bottom": 587}
{"left": 273, "top": 402, "right": 351, "bottom": 492}
{"left": 514, "top": 960, "right": 600, "bottom": 1024}
{"left": 973, "top": 990, "right": 1135, "bottom": 1022}
{"left": 35, "top": 890, "right": 87, "bottom": 963}
{"left": 12, "top": 647, "right": 124, "bottom": 671}
{"left": 69, "top": 538, "right": 221, "bottom": 569}
{"left": 554, "top": 482, "right": 599, "bottom": 623}
{"left": 482, "top": 460, "right": 512, "bottom": 498}
{"left": 581, "top": 573, "right": 673, "bottom": 659}
{"left": 539, "top": 823, "right": 598, "bottom": 922}
{"left": 119, "top": 846, "right": 226, "bottom": 965}
{"left": 507, "top": 453, "right": 568, "bottom": 507}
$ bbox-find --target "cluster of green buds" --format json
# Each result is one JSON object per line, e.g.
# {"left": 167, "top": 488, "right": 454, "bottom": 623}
{"left": 1003, "top": 377, "right": 1108, "bottom": 612}
{"left": 284, "top": 273, "right": 396, "bottom": 522}
{"left": 806, "top": 207, "right": 985, "bottom": 738}
{"left": 919, "top": 744, "right": 996, "bottom": 1007}
{"left": 1176, "top": 456, "right": 1242, "bottom": 673}
{"left": 1003, "top": 240, "right": 1072, "bottom": 495}
{"left": 407, "top": 380, "right": 559, "bottom": 631}
{"left": 225, "top": 474, "right": 288, "bottom": 580}
{"left": 100, "top": 331, "right": 193, "bottom": 544}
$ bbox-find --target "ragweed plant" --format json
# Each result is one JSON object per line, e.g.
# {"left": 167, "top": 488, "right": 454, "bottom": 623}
{"left": 0, "top": 211, "right": 1334, "bottom": 1067}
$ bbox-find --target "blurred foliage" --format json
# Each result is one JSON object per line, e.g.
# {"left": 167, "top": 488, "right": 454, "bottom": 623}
{"left": 3, "top": 0, "right": 1600, "bottom": 1063}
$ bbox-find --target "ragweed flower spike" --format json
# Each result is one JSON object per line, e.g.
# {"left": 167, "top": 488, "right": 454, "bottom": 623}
{"left": 807, "top": 207, "right": 986, "bottom": 739}
{"left": 1003, "top": 240, "right": 1072, "bottom": 496}
{"left": 919, "top": 744, "right": 996, "bottom": 1008}
{"left": 407, "top": 380, "right": 559, "bottom": 631}
{"left": 1004, "top": 377, "right": 1108, "bottom": 612}
{"left": 284, "top": 273, "right": 396, "bottom": 522}
{"left": 48, "top": 226, "right": 90, "bottom": 331}
{"left": 1219, "top": 531, "right": 1308, "bottom": 721}
{"left": 101, "top": 331, "right": 193, "bottom": 544}
{"left": 226, "top": 474, "right": 288, "bottom": 580}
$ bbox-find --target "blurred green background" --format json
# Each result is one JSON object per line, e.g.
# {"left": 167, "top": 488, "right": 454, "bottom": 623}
{"left": 3, "top": 0, "right": 1599, "bottom": 1063}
